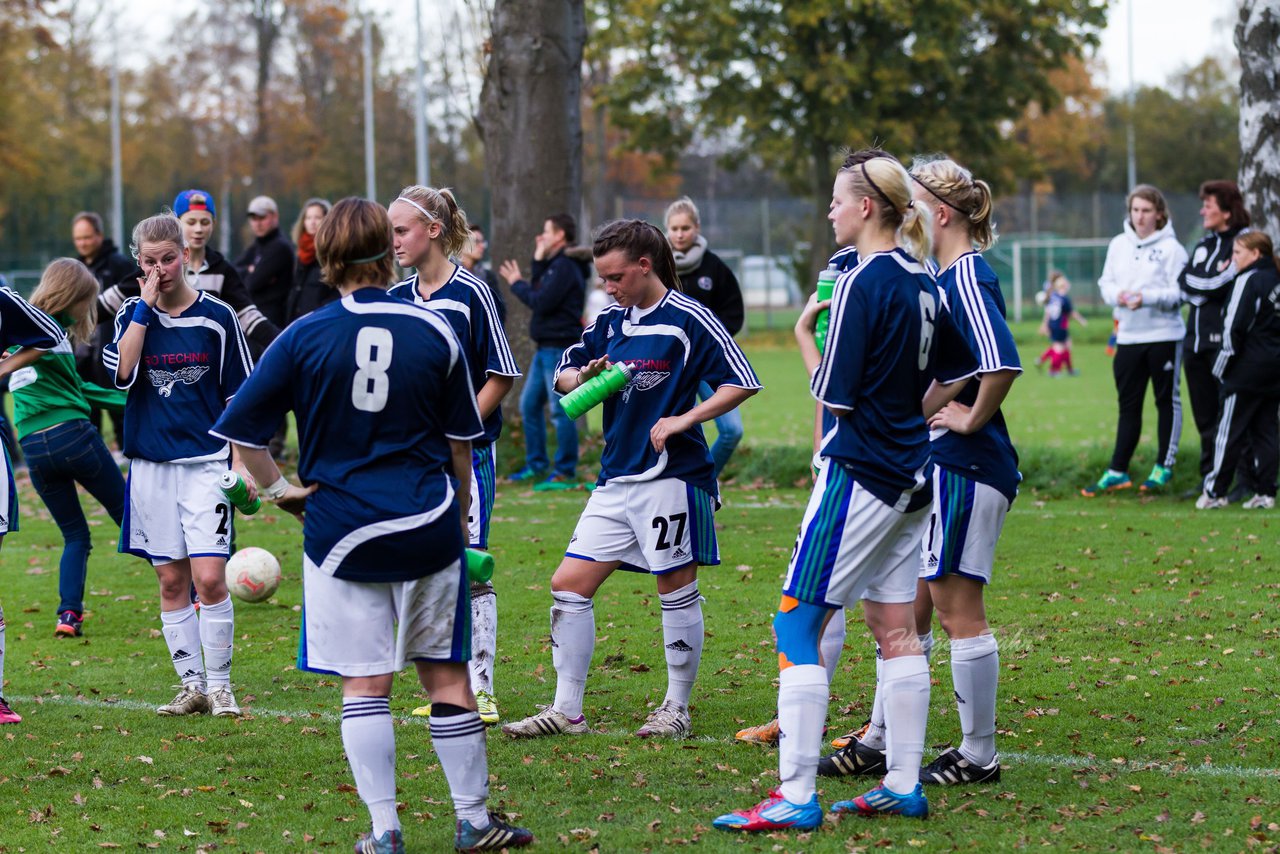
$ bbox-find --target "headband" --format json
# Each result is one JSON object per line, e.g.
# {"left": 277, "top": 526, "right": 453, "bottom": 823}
{"left": 910, "top": 174, "right": 965, "bottom": 215}
{"left": 347, "top": 249, "right": 388, "bottom": 264}
{"left": 392, "top": 196, "right": 438, "bottom": 223}
{"left": 861, "top": 160, "right": 913, "bottom": 211}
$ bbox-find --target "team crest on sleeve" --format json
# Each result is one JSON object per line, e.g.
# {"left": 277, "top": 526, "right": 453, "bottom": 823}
{"left": 149, "top": 364, "right": 210, "bottom": 397}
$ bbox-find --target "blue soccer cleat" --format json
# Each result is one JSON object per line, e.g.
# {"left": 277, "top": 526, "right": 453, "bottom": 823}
{"left": 831, "top": 782, "right": 929, "bottom": 818}
{"left": 354, "top": 828, "right": 405, "bottom": 854}
{"left": 454, "top": 811, "right": 534, "bottom": 851}
{"left": 713, "top": 789, "right": 823, "bottom": 832}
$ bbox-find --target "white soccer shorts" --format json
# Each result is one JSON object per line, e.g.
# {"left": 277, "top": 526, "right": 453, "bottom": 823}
{"left": 122, "top": 459, "right": 232, "bottom": 565}
{"left": 297, "top": 556, "right": 469, "bottom": 676}
{"left": 918, "top": 466, "right": 1010, "bottom": 584}
{"left": 565, "top": 478, "right": 719, "bottom": 574}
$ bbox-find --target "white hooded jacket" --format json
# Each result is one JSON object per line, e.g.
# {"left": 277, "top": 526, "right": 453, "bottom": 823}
{"left": 1098, "top": 218, "right": 1189, "bottom": 345}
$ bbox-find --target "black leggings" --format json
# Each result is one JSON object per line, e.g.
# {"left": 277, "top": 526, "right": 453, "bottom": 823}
{"left": 1204, "top": 391, "right": 1280, "bottom": 499}
{"left": 1110, "top": 341, "right": 1182, "bottom": 473}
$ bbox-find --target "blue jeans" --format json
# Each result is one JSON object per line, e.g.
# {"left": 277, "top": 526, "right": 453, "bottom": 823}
{"left": 520, "top": 346, "right": 579, "bottom": 477}
{"left": 698, "top": 381, "right": 744, "bottom": 477}
{"left": 20, "top": 419, "right": 125, "bottom": 615}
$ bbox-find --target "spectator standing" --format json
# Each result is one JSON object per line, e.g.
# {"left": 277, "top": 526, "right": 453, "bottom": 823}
{"left": 234, "top": 196, "right": 295, "bottom": 329}
{"left": 285, "top": 198, "right": 335, "bottom": 324}
{"left": 1179, "top": 180, "right": 1254, "bottom": 492}
{"left": 665, "top": 197, "right": 747, "bottom": 477}
{"left": 72, "top": 211, "right": 133, "bottom": 449}
{"left": 500, "top": 214, "right": 588, "bottom": 490}
{"left": 1083, "top": 185, "right": 1188, "bottom": 497}
{"left": 459, "top": 223, "right": 508, "bottom": 325}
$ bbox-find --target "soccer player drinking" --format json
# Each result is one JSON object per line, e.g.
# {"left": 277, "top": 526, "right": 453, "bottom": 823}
{"left": 386, "top": 186, "right": 521, "bottom": 727}
{"left": 210, "top": 198, "right": 532, "bottom": 853}
{"left": 716, "top": 150, "right": 977, "bottom": 831}
{"left": 104, "top": 213, "right": 254, "bottom": 719}
{"left": 502, "top": 219, "right": 760, "bottom": 741}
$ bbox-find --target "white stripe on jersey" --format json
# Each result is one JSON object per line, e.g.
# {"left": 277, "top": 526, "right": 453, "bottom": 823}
{"left": 556, "top": 306, "right": 626, "bottom": 376}
{"left": 666, "top": 291, "right": 760, "bottom": 387}
{"left": 197, "top": 292, "right": 255, "bottom": 383}
{"left": 316, "top": 481, "right": 457, "bottom": 577}
{"left": 813, "top": 253, "right": 875, "bottom": 402}
{"left": 622, "top": 318, "right": 691, "bottom": 364}
{"left": 1, "top": 286, "right": 65, "bottom": 344}
{"left": 341, "top": 295, "right": 461, "bottom": 371}
{"left": 397, "top": 266, "right": 521, "bottom": 377}
{"left": 1214, "top": 269, "right": 1254, "bottom": 378}
{"left": 950, "top": 254, "right": 1013, "bottom": 374}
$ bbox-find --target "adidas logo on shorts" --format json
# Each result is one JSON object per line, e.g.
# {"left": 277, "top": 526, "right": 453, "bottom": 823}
{"left": 672, "top": 546, "right": 689, "bottom": 559}
{"left": 666, "top": 639, "right": 693, "bottom": 652}
{"left": 216, "top": 536, "right": 227, "bottom": 546}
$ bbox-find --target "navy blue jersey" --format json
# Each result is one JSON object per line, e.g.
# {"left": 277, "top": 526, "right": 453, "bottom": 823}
{"left": 557, "top": 290, "right": 761, "bottom": 498}
{"left": 0, "top": 286, "right": 65, "bottom": 352}
{"left": 104, "top": 292, "right": 252, "bottom": 463}
{"left": 813, "top": 249, "right": 979, "bottom": 511}
{"left": 931, "top": 252, "right": 1022, "bottom": 502}
{"left": 387, "top": 264, "right": 520, "bottom": 445}
{"left": 828, "top": 246, "right": 860, "bottom": 273}
{"left": 210, "top": 288, "right": 484, "bottom": 583}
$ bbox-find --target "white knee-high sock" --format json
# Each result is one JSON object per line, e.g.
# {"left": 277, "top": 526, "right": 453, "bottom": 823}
{"left": 550, "top": 591, "right": 594, "bottom": 719}
{"left": 777, "top": 664, "right": 828, "bottom": 805}
{"left": 161, "top": 605, "right": 204, "bottom": 689}
{"left": 863, "top": 644, "right": 886, "bottom": 749}
{"left": 431, "top": 707, "right": 489, "bottom": 826}
{"left": 819, "top": 608, "right": 846, "bottom": 685}
{"left": 342, "top": 697, "right": 399, "bottom": 837}
{"left": 0, "top": 601, "right": 7, "bottom": 690}
{"left": 951, "top": 632, "right": 999, "bottom": 765}
{"left": 659, "top": 581, "right": 703, "bottom": 709}
{"left": 198, "top": 596, "right": 234, "bottom": 687}
{"left": 881, "top": 655, "right": 931, "bottom": 794}
{"left": 469, "top": 582, "right": 497, "bottom": 695}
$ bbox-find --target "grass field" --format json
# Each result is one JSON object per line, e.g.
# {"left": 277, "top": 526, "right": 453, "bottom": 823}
{"left": 2, "top": 325, "right": 1279, "bottom": 852}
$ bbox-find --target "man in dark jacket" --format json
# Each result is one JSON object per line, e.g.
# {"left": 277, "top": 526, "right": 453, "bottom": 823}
{"left": 500, "top": 213, "right": 587, "bottom": 489}
{"left": 234, "top": 196, "right": 294, "bottom": 329}
{"left": 73, "top": 211, "right": 134, "bottom": 450}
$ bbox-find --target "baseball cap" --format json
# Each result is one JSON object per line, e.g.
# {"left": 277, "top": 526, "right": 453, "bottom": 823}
{"left": 247, "top": 196, "right": 278, "bottom": 217}
{"left": 174, "top": 189, "right": 216, "bottom": 220}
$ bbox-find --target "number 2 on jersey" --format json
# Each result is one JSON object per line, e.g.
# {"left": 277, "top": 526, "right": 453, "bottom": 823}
{"left": 352, "top": 327, "right": 394, "bottom": 413}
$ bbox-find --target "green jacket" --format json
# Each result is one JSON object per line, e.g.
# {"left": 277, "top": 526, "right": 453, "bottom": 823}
{"left": 10, "top": 325, "right": 126, "bottom": 441}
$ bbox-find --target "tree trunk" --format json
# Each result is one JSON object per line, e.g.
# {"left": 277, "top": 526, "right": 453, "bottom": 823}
{"left": 251, "top": 1, "right": 285, "bottom": 186}
{"left": 480, "top": 0, "right": 586, "bottom": 406}
{"left": 1237, "top": 0, "right": 1280, "bottom": 243}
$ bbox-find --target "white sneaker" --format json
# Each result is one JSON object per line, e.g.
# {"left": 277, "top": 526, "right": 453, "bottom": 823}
{"left": 1242, "top": 494, "right": 1275, "bottom": 509}
{"left": 208, "top": 684, "right": 242, "bottom": 717}
{"left": 1195, "top": 492, "right": 1227, "bottom": 510}
{"left": 501, "top": 705, "right": 588, "bottom": 738}
{"left": 634, "top": 700, "right": 691, "bottom": 739}
{"left": 157, "top": 685, "right": 209, "bottom": 716}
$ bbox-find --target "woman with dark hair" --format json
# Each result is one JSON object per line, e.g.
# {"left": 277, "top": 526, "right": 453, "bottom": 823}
{"left": 285, "top": 197, "right": 334, "bottom": 323}
{"left": 1180, "top": 180, "right": 1253, "bottom": 491}
{"left": 502, "top": 219, "right": 760, "bottom": 742}
{"left": 1083, "top": 185, "right": 1188, "bottom": 497}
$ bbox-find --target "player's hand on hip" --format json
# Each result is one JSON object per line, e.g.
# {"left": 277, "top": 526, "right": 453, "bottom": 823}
{"left": 650, "top": 414, "right": 693, "bottom": 453}
{"left": 928, "top": 401, "right": 974, "bottom": 434}
{"left": 274, "top": 483, "right": 318, "bottom": 522}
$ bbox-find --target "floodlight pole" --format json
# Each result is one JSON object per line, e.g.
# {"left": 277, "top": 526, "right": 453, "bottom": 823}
{"left": 363, "top": 13, "right": 377, "bottom": 200}
{"left": 414, "top": 0, "right": 429, "bottom": 186}
{"left": 1125, "top": 0, "right": 1137, "bottom": 190}
{"left": 109, "top": 12, "right": 123, "bottom": 248}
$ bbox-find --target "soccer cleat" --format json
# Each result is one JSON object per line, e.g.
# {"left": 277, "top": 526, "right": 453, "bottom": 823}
{"left": 1139, "top": 464, "right": 1173, "bottom": 492}
{"left": 919, "top": 748, "right": 1001, "bottom": 785}
{"left": 532, "top": 473, "right": 578, "bottom": 492}
{"left": 831, "top": 719, "right": 871, "bottom": 750}
{"left": 208, "top": 684, "right": 242, "bottom": 717}
{"left": 1081, "top": 471, "right": 1131, "bottom": 497}
{"left": 411, "top": 702, "right": 432, "bottom": 717}
{"left": 55, "top": 610, "right": 84, "bottom": 638}
{"left": 454, "top": 811, "right": 534, "bottom": 851}
{"left": 634, "top": 700, "right": 691, "bottom": 739}
{"left": 831, "top": 783, "right": 929, "bottom": 818}
{"left": 475, "top": 690, "right": 500, "bottom": 725}
{"left": 713, "top": 789, "right": 823, "bottom": 832}
{"left": 0, "top": 696, "right": 21, "bottom": 724}
{"left": 354, "top": 828, "right": 405, "bottom": 854}
{"left": 157, "top": 685, "right": 210, "bottom": 716}
{"left": 734, "top": 716, "right": 780, "bottom": 744}
{"left": 506, "top": 466, "right": 546, "bottom": 484}
{"left": 818, "top": 736, "right": 887, "bottom": 777}
{"left": 501, "top": 705, "right": 588, "bottom": 738}
{"left": 1195, "top": 492, "right": 1227, "bottom": 510}
{"left": 1242, "top": 494, "right": 1275, "bottom": 510}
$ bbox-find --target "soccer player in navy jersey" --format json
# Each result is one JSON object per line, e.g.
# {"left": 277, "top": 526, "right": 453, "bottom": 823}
{"left": 103, "top": 213, "right": 254, "bottom": 720}
{"left": 211, "top": 198, "right": 532, "bottom": 853}
{"left": 716, "top": 150, "right": 978, "bottom": 832}
{"left": 0, "top": 288, "right": 68, "bottom": 724}
{"left": 502, "top": 219, "right": 761, "bottom": 741}
{"left": 385, "top": 185, "right": 521, "bottom": 727}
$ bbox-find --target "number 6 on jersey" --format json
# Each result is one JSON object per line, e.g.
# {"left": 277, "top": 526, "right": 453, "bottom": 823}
{"left": 352, "top": 326, "right": 394, "bottom": 412}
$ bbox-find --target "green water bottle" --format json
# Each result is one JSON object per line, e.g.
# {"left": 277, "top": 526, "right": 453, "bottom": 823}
{"left": 219, "top": 470, "right": 261, "bottom": 515}
{"left": 814, "top": 263, "right": 839, "bottom": 353}
{"left": 559, "top": 362, "right": 633, "bottom": 420}
{"left": 466, "top": 548, "right": 494, "bottom": 584}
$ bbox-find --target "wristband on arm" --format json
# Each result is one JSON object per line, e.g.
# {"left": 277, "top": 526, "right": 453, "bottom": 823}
{"left": 263, "top": 477, "right": 290, "bottom": 500}
{"left": 131, "top": 302, "right": 156, "bottom": 327}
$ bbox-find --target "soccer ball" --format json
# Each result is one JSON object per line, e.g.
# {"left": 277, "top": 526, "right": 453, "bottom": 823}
{"left": 225, "top": 547, "right": 281, "bottom": 603}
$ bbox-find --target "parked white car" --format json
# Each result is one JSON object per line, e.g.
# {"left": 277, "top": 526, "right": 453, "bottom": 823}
{"left": 738, "top": 255, "right": 802, "bottom": 307}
